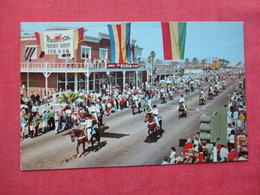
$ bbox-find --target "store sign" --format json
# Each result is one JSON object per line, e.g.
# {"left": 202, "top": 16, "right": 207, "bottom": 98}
{"left": 235, "top": 133, "right": 248, "bottom": 152}
{"left": 107, "top": 63, "right": 139, "bottom": 69}
{"left": 43, "top": 30, "right": 73, "bottom": 55}
{"left": 239, "top": 137, "right": 248, "bottom": 146}
{"left": 181, "top": 149, "right": 199, "bottom": 157}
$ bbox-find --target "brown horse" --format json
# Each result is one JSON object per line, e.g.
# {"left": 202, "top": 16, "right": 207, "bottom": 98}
{"left": 69, "top": 128, "right": 101, "bottom": 157}
{"left": 130, "top": 99, "right": 141, "bottom": 115}
{"left": 178, "top": 102, "right": 187, "bottom": 118}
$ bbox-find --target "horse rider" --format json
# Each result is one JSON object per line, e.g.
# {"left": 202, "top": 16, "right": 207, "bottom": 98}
{"left": 133, "top": 92, "right": 140, "bottom": 108}
{"left": 199, "top": 89, "right": 204, "bottom": 97}
{"left": 81, "top": 114, "right": 93, "bottom": 144}
{"left": 190, "top": 80, "right": 195, "bottom": 92}
{"left": 88, "top": 102, "right": 99, "bottom": 124}
{"left": 214, "top": 82, "right": 220, "bottom": 95}
{"left": 208, "top": 85, "right": 213, "bottom": 95}
{"left": 179, "top": 95, "right": 187, "bottom": 111}
{"left": 221, "top": 80, "right": 227, "bottom": 89}
{"left": 179, "top": 94, "right": 185, "bottom": 104}
{"left": 151, "top": 105, "right": 160, "bottom": 129}
{"left": 199, "top": 89, "right": 205, "bottom": 103}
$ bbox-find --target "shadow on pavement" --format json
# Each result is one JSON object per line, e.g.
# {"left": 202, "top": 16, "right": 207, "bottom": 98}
{"left": 144, "top": 129, "right": 165, "bottom": 143}
{"left": 83, "top": 141, "right": 107, "bottom": 156}
{"left": 101, "top": 132, "right": 130, "bottom": 139}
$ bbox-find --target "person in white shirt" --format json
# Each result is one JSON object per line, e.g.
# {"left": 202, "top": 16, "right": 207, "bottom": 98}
{"left": 81, "top": 114, "right": 93, "bottom": 143}
{"left": 170, "top": 147, "right": 177, "bottom": 164}
{"left": 133, "top": 93, "right": 140, "bottom": 108}
{"left": 219, "top": 145, "right": 229, "bottom": 161}
{"left": 151, "top": 105, "right": 160, "bottom": 129}
{"left": 179, "top": 95, "right": 187, "bottom": 111}
{"left": 179, "top": 95, "right": 185, "bottom": 104}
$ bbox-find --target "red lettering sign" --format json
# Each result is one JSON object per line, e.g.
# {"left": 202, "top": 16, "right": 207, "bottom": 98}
{"left": 181, "top": 149, "right": 199, "bottom": 157}
{"left": 107, "top": 63, "right": 139, "bottom": 69}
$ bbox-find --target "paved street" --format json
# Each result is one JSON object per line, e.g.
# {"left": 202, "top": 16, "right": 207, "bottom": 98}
{"left": 21, "top": 78, "right": 241, "bottom": 170}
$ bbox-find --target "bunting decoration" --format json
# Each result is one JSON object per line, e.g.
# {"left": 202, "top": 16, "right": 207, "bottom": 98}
{"left": 161, "top": 22, "right": 187, "bottom": 60}
{"left": 107, "top": 23, "right": 131, "bottom": 63}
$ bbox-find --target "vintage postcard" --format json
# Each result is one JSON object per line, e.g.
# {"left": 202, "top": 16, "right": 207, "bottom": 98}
{"left": 20, "top": 22, "right": 246, "bottom": 170}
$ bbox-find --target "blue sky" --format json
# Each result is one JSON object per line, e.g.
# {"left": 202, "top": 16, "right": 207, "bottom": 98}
{"left": 21, "top": 22, "right": 244, "bottom": 64}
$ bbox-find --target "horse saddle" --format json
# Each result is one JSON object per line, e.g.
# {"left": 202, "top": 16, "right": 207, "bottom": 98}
{"left": 148, "top": 122, "right": 156, "bottom": 129}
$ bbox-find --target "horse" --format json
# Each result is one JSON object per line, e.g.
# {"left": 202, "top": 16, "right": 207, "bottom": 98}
{"left": 190, "top": 84, "right": 195, "bottom": 92}
{"left": 144, "top": 113, "right": 162, "bottom": 138}
{"left": 213, "top": 88, "right": 220, "bottom": 96}
{"left": 160, "top": 92, "right": 167, "bottom": 104}
{"left": 130, "top": 99, "right": 141, "bottom": 115}
{"left": 207, "top": 91, "right": 213, "bottom": 100}
{"left": 69, "top": 128, "right": 101, "bottom": 157}
{"left": 119, "top": 98, "right": 127, "bottom": 110}
{"left": 199, "top": 96, "right": 206, "bottom": 105}
{"left": 185, "top": 88, "right": 190, "bottom": 95}
{"left": 178, "top": 102, "right": 187, "bottom": 118}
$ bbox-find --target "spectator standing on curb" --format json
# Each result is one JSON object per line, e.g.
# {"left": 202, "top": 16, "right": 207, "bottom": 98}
{"left": 41, "top": 110, "right": 47, "bottom": 134}
{"left": 219, "top": 145, "right": 229, "bottom": 162}
{"left": 170, "top": 147, "right": 177, "bottom": 164}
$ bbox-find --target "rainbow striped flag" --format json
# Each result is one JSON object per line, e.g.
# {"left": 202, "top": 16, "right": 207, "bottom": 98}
{"left": 107, "top": 23, "right": 131, "bottom": 64}
{"left": 161, "top": 22, "right": 187, "bottom": 60}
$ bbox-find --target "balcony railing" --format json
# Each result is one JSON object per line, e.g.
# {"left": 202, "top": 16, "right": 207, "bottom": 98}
{"left": 20, "top": 62, "right": 106, "bottom": 70}
{"left": 21, "top": 62, "right": 149, "bottom": 71}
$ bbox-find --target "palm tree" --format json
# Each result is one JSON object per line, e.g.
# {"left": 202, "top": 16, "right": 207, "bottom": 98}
{"left": 150, "top": 51, "right": 156, "bottom": 66}
{"left": 219, "top": 59, "right": 224, "bottom": 65}
{"left": 201, "top": 59, "right": 207, "bottom": 66}
{"left": 184, "top": 58, "right": 189, "bottom": 66}
{"left": 192, "top": 57, "right": 199, "bottom": 65}
{"left": 147, "top": 56, "right": 152, "bottom": 64}
{"left": 148, "top": 51, "right": 156, "bottom": 84}
{"left": 59, "top": 91, "right": 85, "bottom": 104}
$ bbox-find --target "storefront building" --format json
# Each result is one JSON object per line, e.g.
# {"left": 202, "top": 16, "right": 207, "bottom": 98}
{"left": 20, "top": 28, "right": 148, "bottom": 98}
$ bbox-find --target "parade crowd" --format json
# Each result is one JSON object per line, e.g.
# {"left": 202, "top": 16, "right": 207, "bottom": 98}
{"left": 20, "top": 70, "right": 246, "bottom": 166}
{"left": 161, "top": 79, "right": 247, "bottom": 165}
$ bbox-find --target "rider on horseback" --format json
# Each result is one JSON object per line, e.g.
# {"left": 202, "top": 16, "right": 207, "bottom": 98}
{"left": 208, "top": 85, "right": 213, "bottom": 99}
{"left": 179, "top": 95, "right": 187, "bottom": 112}
{"left": 80, "top": 114, "right": 93, "bottom": 144}
{"left": 199, "top": 89, "right": 206, "bottom": 104}
{"left": 214, "top": 82, "right": 219, "bottom": 95}
{"left": 133, "top": 92, "right": 140, "bottom": 108}
{"left": 151, "top": 105, "right": 160, "bottom": 129}
{"left": 89, "top": 102, "right": 100, "bottom": 124}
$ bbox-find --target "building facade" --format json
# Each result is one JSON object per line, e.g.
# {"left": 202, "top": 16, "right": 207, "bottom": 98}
{"left": 20, "top": 28, "right": 148, "bottom": 98}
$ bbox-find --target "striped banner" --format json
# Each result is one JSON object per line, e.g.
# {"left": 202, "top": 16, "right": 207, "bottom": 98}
{"left": 24, "top": 47, "right": 36, "bottom": 61}
{"left": 161, "top": 22, "right": 187, "bottom": 60}
{"left": 107, "top": 23, "right": 131, "bottom": 63}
